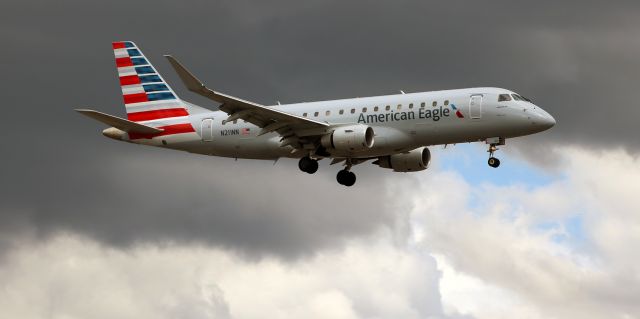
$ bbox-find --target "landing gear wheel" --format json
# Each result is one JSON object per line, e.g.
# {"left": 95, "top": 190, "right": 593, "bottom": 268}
{"left": 306, "top": 160, "right": 318, "bottom": 174}
{"left": 336, "top": 170, "right": 356, "bottom": 186}
{"left": 488, "top": 157, "right": 501, "bottom": 168}
{"left": 345, "top": 171, "right": 356, "bottom": 186}
{"left": 336, "top": 170, "right": 348, "bottom": 184}
{"left": 298, "top": 157, "right": 319, "bottom": 174}
{"left": 486, "top": 142, "right": 502, "bottom": 168}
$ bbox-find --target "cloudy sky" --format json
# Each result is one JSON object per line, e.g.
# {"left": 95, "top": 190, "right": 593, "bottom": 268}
{"left": 2, "top": 0, "right": 639, "bottom": 318}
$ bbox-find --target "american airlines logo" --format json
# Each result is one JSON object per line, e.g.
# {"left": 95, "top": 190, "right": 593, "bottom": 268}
{"left": 451, "top": 104, "right": 465, "bottom": 118}
{"left": 357, "top": 105, "right": 456, "bottom": 124}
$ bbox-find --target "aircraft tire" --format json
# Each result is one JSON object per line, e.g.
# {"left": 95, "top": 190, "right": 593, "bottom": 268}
{"left": 336, "top": 170, "right": 348, "bottom": 185}
{"left": 344, "top": 171, "right": 356, "bottom": 186}
{"left": 337, "top": 170, "right": 356, "bottom": 186}
{"left": 306, "top": 159, "right": 319, "bottom": 174}
{"left": 299, "top": 157, "right": 318, "bottom": 174}
{"left": 488, "top": 157, "right": 501, "bottom": 168}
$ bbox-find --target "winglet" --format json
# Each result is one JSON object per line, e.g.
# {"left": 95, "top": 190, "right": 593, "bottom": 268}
{"left": 163, "top": 55, "right": 268, "bottom": 109}
{"left": 164, "top": 55, "right": 210, "bottom": 96}
{"left": 76, "top": 109, "right": 163, "bottom": 134}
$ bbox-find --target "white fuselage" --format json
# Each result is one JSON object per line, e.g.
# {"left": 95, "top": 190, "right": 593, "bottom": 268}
{"left": 123, "top": 87, "right": 555, "bottom": 160}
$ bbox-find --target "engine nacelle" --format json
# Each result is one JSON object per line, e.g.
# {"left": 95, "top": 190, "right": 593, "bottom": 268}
{"left": 374, "top": 147, "right": 431, "bottom": 172}
{"left": 321, "top": 125, "right": 374, "bottom": 152}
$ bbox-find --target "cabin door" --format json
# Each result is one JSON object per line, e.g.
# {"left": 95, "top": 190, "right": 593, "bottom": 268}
{"left": 469, "top": 95, "right": 483, "bottom": 119}
{"left": 201, "top": 118, "right": 214, "bottom": 141}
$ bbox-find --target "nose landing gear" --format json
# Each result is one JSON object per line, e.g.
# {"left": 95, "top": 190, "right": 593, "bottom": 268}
{"left": 487, "top": 143, "right": 501, "bottom": 168}
{"left": 488, "top": 156, "right": 500, "bottom": 168}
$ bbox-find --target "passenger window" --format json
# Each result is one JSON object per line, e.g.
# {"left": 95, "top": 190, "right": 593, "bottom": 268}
{"left": 385, "top": 105, "right": 391, "bottom": 111}
{"left": 233, "top": 120, "right": 237, "bottom": 124}
{"left": 314, "top": 111, "right": 319, "bottom": 117}
{"left": 351, "top": 108, "right": 355, "bottom": 114}
{"left": 444, "top": 100, "right": 449, "bottom": 105}
{"left": 409, "top": 103, "right": 414, "bottom": 109}
{"left": 420, "top": 102, "right": 426, "bottom": 108}
{"left": 303, "top": 112, "right": 308, "bottom": 117}
{"left": 326, "top": 110, "right": 331, "bottom": 116}
{"left": 362, "top": 107, "right": 367, "bottom": 113}
{"left": 397, "top": 104, "right": 402, "bottom": 110}
{"left": 498, "top": 94, "right": 512, "bottom": 102}
{"left": 374, "top": 106, "right": 379, "bottom": 112}
{"left": 432, "top": 101, "right": 437, "bottom": 107}
{"left": 339, "top": 109, "right": 344, "bottom": 115}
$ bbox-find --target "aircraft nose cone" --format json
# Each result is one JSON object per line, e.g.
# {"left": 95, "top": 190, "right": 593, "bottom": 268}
{"left": 536, "top": 108, "right": 556, "bottom": 130}
{"left": 544, "top": 114, "right": 556, "bottom": 128}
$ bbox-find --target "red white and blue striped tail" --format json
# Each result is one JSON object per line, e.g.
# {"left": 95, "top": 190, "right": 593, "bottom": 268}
{"left": 112, "top": 41, "right": 198, "bottom": 141}
{"left": 112, "top": 41, "right": 190, "bottom": 123}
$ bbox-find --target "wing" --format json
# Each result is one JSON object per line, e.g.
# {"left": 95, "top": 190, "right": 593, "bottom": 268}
{"left": 164, "top": 56, "right": 330, "bottom": 148}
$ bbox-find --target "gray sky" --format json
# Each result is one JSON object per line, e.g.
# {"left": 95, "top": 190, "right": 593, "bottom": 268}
{"left": 2, "top": 0, "right": 638, "bottom": 255}
{"left": 1, "top": 1, "right": 639, "bottom": 318}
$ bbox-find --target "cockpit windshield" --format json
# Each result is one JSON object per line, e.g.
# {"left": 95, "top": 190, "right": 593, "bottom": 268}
{"left": 498, "top": 94, "right": 512, "bottom": 102}
{"left": 512, "top": 94, "right": 532, "bottom": 102}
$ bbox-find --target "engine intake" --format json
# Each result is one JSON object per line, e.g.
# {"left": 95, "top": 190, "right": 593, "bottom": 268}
{"left": 321, "top": 125, "right": 374, "bottom": 153}
{"left": 374, "top": 147, "right": 431, "bottom": 172}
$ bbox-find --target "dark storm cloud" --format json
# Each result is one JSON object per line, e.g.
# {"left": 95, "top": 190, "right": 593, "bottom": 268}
{"left": 1, "top": 0, "right": 639, "bottom": 256}
{"left": 1, "top": 146, "right": 397, "bottom": 259}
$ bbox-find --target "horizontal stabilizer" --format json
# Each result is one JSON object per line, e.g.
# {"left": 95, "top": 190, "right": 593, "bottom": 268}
{"left": 75, "top": 109, "right": 163, "bottom": 134}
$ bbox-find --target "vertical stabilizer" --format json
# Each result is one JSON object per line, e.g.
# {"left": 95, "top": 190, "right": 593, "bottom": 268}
{"left": 111, "top": 41, "right": 197, "bottom": 140}
{"left": 112, "top": 41, "right": 191, "bottom": 123}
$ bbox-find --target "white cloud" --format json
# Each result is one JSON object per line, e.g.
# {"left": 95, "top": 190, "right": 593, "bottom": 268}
{"left": 0, "top": 232, "right": 449, "bottom": 319}
{"left": 1, "top": 147, "right": 639, "bottom": 319}
{"left": 403, "top": 147, "right": 640, "bottom": 319}
{"left": 434, "top": 254, "right": 543, "bottom": 319}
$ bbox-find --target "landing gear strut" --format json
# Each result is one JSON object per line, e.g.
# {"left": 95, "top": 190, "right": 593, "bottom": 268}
{"left": 336, "top": 160, "right": 356, "bottom": 186}
{"left": 298, "top": 156, "right": 319, "bottom": 174}
{"left": 487, "top": 143, "right": 501, "bottom": 168}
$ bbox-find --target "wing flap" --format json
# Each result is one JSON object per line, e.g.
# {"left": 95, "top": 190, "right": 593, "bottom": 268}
{"left": 75, "top": 109, "right": 164, "bottom": 134}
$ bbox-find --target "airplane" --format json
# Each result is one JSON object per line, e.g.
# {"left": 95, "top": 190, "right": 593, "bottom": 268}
{"left": 77, "top": 41, "right": 556, "bottom": 186}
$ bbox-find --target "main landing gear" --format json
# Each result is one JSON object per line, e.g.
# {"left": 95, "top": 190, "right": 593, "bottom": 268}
{"left": 298, "top": 156, "right": 357, "bottom": 186}
{"left": 487, "top": 143, "right": 501, "bottom": 168}
{"left": 336, "top": 159, "right": 356, "bottom": 187}
{"left": 298, "top": 156, "right": 319, "bottom": 174}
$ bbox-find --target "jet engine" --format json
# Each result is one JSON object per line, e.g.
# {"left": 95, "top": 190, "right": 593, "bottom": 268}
{"left": 321, "top": 124, "right": 374, "bottom": 152}
{"left": 374, "top": 147, "right": 431, "bottom": 172}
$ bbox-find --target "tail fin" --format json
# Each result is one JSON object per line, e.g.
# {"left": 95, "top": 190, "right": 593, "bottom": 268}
{"left": 112, "top": 41, "right": 190, "bottom": 122}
